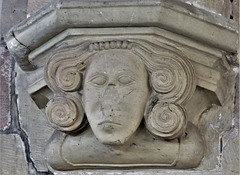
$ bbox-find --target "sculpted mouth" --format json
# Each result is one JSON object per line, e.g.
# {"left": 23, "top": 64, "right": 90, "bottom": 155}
{"left": 98, "top": 121, "right": 121, "bottom": 126}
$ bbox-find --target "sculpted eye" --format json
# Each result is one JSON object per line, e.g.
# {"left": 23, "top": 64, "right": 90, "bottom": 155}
{"left": 118, "top": 76, "right": 135, "bottom": 85}
{"left": 88, "top": 75, "right": 107, "bottom": 86}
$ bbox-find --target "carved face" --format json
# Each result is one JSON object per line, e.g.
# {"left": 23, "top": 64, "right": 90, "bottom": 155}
{"left": 83, "top": 50, "right": 149, "bottom": 145}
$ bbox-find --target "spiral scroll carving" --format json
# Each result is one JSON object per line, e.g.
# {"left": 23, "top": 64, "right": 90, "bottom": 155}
{"left": 145, "top": 102, "right": 187, "bottom": 140}
{"left": 133, "top": 43, "right": 196, "bottom": 104}
{"left": 151, "top": 68, "right": 176, "bottom": 94}
{"left": 149, "top": 56, "right": 195, "bottom": 104}
{"left": 46, "top": 95, "right": 84, "bottom": 132}
{"left": 56, "top": 66, "right": 82, "bottom": 92}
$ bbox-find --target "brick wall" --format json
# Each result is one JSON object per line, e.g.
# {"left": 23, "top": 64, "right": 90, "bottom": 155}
{"left": 0, "top": 46, "right": 10, "bottom": 130}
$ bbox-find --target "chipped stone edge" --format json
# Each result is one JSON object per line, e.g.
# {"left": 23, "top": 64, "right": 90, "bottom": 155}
{"left": 5, "top": 0, "right": 239, "bottom": 71}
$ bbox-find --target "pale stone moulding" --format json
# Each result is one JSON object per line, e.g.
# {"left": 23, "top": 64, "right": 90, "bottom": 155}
{"left": 5, "top": 0, "right": 238, "bottom": 173}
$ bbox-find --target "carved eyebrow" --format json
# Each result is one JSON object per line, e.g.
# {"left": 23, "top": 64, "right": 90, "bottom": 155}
{"left": 115, "top": 72, "right": 138, "bottom": 80}
{"left": 87, "top": 72, "right": 106, "bottom": 78}
{"left": 87, "top": 73, "right": 107, "bottom": 81}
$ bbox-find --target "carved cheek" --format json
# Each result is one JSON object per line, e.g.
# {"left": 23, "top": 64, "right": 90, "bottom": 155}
{"left": 121, "top": 86, "right": 137, "bottom": 98}
{"left": 83, "top": 85, "right": 104, "bottom": 114}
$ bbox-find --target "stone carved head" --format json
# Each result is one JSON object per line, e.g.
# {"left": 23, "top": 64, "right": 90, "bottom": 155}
{"left": 45, "top": 40, "right": 196, "bottom": 144}
{"left": 83, "top": 49, "right": 149, "bottom": 144}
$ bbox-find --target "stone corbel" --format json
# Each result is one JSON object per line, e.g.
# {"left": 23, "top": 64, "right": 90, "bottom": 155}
{"left": 5, "top": 0, "right": 238, "bottom": 172}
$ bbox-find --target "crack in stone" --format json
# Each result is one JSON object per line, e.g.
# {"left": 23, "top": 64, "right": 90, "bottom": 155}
{"left": 0, "top": 51, "right": 53, "bottom": 175}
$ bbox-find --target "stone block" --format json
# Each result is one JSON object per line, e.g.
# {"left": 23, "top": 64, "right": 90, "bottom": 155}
{"left": 15, "top": 65, "right": 55, "bottom": 172}
{"left": 1, "top": 0, "right": 27, "bottom": 38}
{"left": 0, "top": 134, "right": 28, "bottom": 175}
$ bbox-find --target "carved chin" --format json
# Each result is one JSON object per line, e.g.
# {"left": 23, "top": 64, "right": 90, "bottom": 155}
{"left": 96, "top": 131, "right": 133, "bottom": 145}
{"left": 99, "top": 137, "right": 128, "bottom": 145}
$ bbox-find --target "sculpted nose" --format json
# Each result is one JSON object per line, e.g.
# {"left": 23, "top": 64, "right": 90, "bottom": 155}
{"left": 101, "top": 83, "right": 120, "bottom": 106}
{"left": 100, "top": 83, "right": 121, "bottom": 119}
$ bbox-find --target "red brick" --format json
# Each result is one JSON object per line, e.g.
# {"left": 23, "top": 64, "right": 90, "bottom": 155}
{"left": 0, "top": 47, "right": 11, "bottom": 130}
{"left": 27, "top": 0, "right": 53, "bottom": 14}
